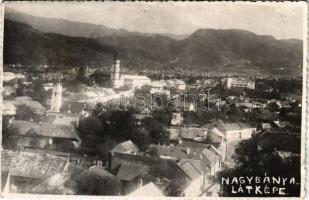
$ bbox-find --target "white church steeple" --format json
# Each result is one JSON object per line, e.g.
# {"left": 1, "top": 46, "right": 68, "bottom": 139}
{"left": 111, "top": 52, "right": 123, "bottom": 88}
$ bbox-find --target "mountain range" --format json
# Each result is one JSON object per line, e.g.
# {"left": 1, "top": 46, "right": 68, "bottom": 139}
{"left": 4, "top": 9, "right": 303, "bottom": 75}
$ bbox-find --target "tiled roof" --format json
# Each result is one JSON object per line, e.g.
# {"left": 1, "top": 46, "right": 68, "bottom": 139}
{"left": 12, "top": 120, "right": 39, "bottom": 136}
{"left": 32, "top": 123, "right": 79, "bottom": 140}
{"left": 2, "top": 150, "right": 69, "bottom": 179}
{"left": 17, "top": 137, "right": 48, "bottom": 149}
{"left": 110, "top": 152, "right": 188, "bottom": 181}
{"left": 213, "top": 119, "right": 255, "bottom": 132}
{"left": 201, "top": 148, "right": 221, "bottom": 168}
{"left": 149, "top": 144, "right": 203, "bottom": 160}
{"left": 111, "top": 140, "right": 139, "bottom": 154}
{"left": 52, "top": 114, "right": 80, "bottom": 126}
{"left": 178, "top": 160, "right": 202, "bottom": 180}
{"left": 167, "top": 127, "right": 207, "bottom": 140}
{"left": 177, "top": 141, "right": 210, "bottom": 149}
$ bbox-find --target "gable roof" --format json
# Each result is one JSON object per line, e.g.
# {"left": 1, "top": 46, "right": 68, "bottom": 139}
{"left": 149, "top": 144, "right": 204, "bottom": 160}
{"left": 31, "top": 123, "right": 79, "bottom": 140}
{"left": 111, "top": 140, "right": 139, "bottom": 154}
{"left": 167, "top": 127, "right": 207, "bottom": 141}
{"left": 17, "top": 137, "right": 48, "bottom": 149}
{"left": 177, "top": 141, "right": 211, "bottom": 149}
{"left": 52, "top": 114, "right": 80, "bottom": 126}
{"left": 213, "top": 119, "right": 255, "bottom": 133}
{"left": 177, "top": 160, "right": 203, "bottom": 180}
{"left": 12, "top": 120, "right": 39, "bottom": 136}
{"left": 2, "top": 150, "right": 69, "bottom": 179}
{"left": 201, "top": 148, "right": 221, "bottom": 168}
{"left": 128, "top": 182, "right": 164, "bottom": 197}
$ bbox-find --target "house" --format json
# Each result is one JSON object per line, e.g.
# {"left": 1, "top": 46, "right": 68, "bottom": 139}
{"left": 167, "top": 127, "right": 208, "bottom": 142}
{"left": 12, "top": 96, "right": 45, "bottom": 112}
{"left": 149, "top": 144, "right": 203, "bottom": 160}
{"left": 1, "top": 150, "right": 69, "bottom": 193}
{"left": 109, "top": 152, "right": 190, "bottom": 196}
{"left": 122, "top": 75, "right": 151, "bottom": 90}
{"left": 208, "top": 119, "right": 256, "bottom": 142}
{"left": 225, "top": 77, "right": 255, "bottom": 90}
{"left": 3, "top": 72, "right": 26, "bottom": 82}
{"left": 128, "top": 182, "right": 165, "bottom": 197}
{"left": 166, "top": 79, "right": 186, "bottom": 90}
{"left": 16, "top": 137, "right": 49, "bottom": 151}
{"left": 176, "top": 145, "right": 221, "bottom": 197}
{"left": 13, "top": 120, "right": 80, "bottom": 151}
{"left": 2, "top": 101, "right": 16, "bottom": 115}
{"left": 32, "top": 123, "right": 80, "bottom": 145}
{"left": 49, "top": 113, "right": 81, "bottom": 126}
{"left": 111, "top": 140, "right": 139, "bottom": 154}
{"left": 11, "top": 120, "right": 40, "bottom": 136}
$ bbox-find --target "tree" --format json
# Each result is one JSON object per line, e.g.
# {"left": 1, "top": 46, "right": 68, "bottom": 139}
{"left": 2, "top": 116, "right": 19, "bottom": 150}
{"left": 148, "top": 146, "right": 159, "bottom": 157}
{"left": 30, "top": 79, "right": 48, "bottom": 106}
{"left": 15, "top": 104, "right": 39, "bottom": 121}
{"left": 74, "top": 172, "right": 122, "bottom": 195}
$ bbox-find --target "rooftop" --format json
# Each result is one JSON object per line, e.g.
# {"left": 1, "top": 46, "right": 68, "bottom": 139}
{"left": 2, "top": 150, "right": 69, "bottom": 179}
{"left": 128, "top": 182, "right": 164, "bottom": 197}
{"left": 11, "top": 120, "right": 39, "bottom": 136}
{"left": 111, "top": 140, "right": 139, "bottom": 154}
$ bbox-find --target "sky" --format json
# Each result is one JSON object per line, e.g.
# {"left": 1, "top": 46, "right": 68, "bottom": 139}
{"left": 5, "top": 2, "right": 306, "bottom": 39}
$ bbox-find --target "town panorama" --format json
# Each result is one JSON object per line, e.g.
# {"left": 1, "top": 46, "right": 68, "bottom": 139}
{"left": 1, "top": 2, "right": 306, "bottom": 198}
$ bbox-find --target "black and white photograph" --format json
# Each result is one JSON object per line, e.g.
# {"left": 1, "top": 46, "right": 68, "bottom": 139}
{"left": 1, "top": 1, "right": 307, "bottom": 198}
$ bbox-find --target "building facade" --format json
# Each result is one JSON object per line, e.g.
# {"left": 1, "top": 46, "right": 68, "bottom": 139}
{"left": 226, "top": 78, "right": 255, "bottom": 90}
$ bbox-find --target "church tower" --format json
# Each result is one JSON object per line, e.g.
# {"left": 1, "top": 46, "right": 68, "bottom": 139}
{"left": 50, "top": 82, "right": 62, "bottom": 112}
{"left": 110, "top": 52, "right": 122, "bottom": 88}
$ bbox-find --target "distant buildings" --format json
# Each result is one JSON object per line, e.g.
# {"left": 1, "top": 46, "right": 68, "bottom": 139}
{"left": 3, "top": 72, "right": 26, "bottom": 82}
{"left": 4, "top": 97, "right": 45, "bottom": 113}
{"left": 226, "top": 77, "right": 255, "bottom": 90}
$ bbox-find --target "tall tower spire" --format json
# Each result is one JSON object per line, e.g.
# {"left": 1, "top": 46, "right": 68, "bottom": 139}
{"left": 111, "top": 52, "right": 122, "bottom": 88}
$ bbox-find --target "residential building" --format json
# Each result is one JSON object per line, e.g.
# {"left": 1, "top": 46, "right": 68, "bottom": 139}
{"left": 167, "top": 127, "right": 208, "bottom": 142}
{"left": 111, "top": 140, "right": 139, "bottom": 154}
{"left": 208, "top": 119, "right": 256, "bottom": 142}
{"left": 1, "top": 150, "right": 69, "bottom": 193}
{"left": 226, "top": 78, "right": 255, "bottom": 90}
